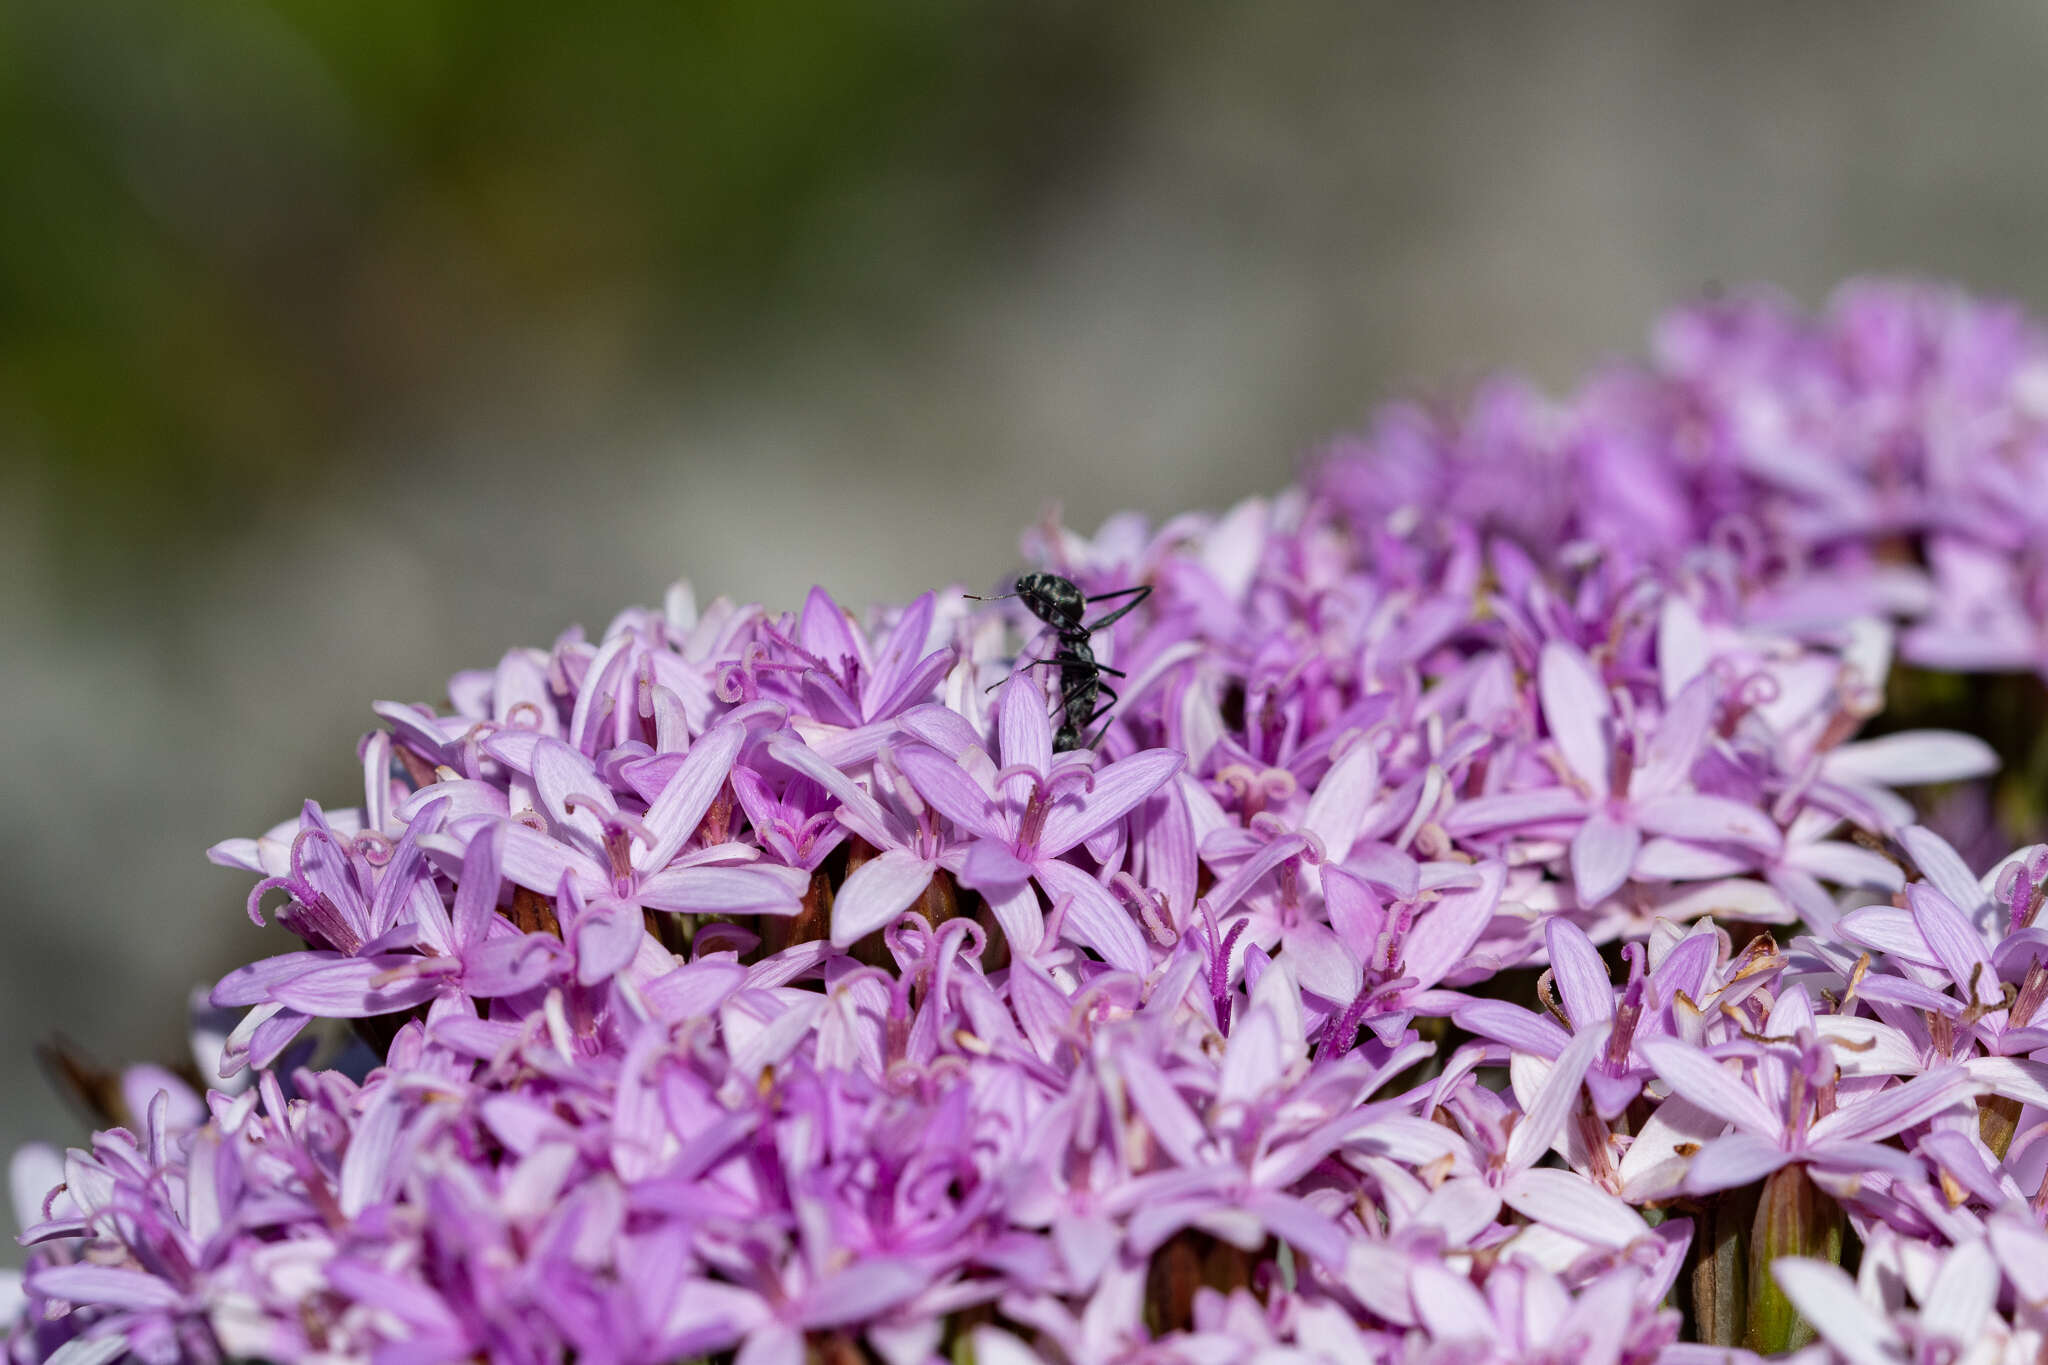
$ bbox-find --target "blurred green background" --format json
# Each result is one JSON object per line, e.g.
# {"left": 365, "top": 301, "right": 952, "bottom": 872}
{"left": 10, "top": 1, "right": 2048, "bottom": 1224}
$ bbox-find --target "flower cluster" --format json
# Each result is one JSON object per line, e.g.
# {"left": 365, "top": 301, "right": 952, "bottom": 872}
{"left": 9, "top": 278, "right": 2048, "bottom": 1364}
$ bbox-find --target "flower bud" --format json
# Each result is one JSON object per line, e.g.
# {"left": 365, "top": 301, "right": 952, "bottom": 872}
{"left": 1746, "top": 1165, "right": 1844, "bottom": 1353}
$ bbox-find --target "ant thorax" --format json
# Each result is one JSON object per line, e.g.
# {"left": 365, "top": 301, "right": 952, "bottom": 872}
{"left": 1015, "top": 572, "right": 1088, "bottom": 634}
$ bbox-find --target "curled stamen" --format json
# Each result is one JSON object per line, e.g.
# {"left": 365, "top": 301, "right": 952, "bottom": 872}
{"left": 993, "top": 764, "right": 1049, "bottom": 802}
{"left": 714, "top": 661, "right": 756, "bottom": 704}
{"left": 288, "top": 825, "right": 339, "bottom": 895}
{"left": 1536, "top": 969, "right": 1570, "bottom": 1029}
{"left": 1041, "top": 892, "right": 1072, "bottom": 949}
{"left": 935, "top": 914, "right": 986, "bottom": 966}
{"left": 1066, "top": 975, "right": 1142, "bottom": 1035}
{"left": 1738, "top": 670, "right": 1781, "bottom": 710}
{"left": 755, "top": 620, "right": 824, "bottom": 673}
{"left": 1138, "top": 895, "right": 1176, "bottom": 948}
{"left": 1044, "top": 763, "right": 1097, "bottom": 800}
{"left": 457, "top": 723, "right": 498, "bottom": 782}
{"left": 353, "top": 831, "right": 396, "bottom": 865}
{"left": 1259, "top": 768, "right": 1298, "bottom": 803}
{"left": 1215, "top": 765, "right": 1260, "bottom": 809}
{"left": 828, "top": 965, "right": 894, "bottom": 1008}
{"left": 608, "top": 811, "right": 659, "bottom": 852}
{"left": 504, "top": 700, "right": 546, "bottom": 730}
{"left": 1247, "top": 811, "right": 1292, "bottom": 841}
{"left": 246, "top": 875, "right": 296, "bottom": 928}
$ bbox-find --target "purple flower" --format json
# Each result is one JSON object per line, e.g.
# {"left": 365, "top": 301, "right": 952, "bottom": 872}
{"left": 1640, "top": 987, "right": 1976, "bottom": 1195}
{"left": 1450, "top": 642, "right": 1782, "bottom": 908}
{"left": 1456, "top": 914, "right": 1715, "bottom": 1119}
{"left": 891, "top": 674, "right": 1182, "bottom": 971}
{"left": 31, "top": 276, "right": 2048, "bottom": 1365}
{"left": 485, "top": 721, "right": 806, "bottom": 979}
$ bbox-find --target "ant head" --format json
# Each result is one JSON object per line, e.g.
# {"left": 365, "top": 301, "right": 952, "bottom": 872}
{"left": 1015, "top": 571, "right": 1085, "bottom": 629}
{"left": 1052, "top": 723, "right": 1084, "bottom": 753}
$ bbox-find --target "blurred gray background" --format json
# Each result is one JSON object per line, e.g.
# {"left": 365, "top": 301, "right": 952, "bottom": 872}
{"left": 6, "top": 2, "right": 2048, "bottom": 1210}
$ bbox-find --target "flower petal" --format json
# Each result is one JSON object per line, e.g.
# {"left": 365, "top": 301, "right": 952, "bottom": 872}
{"left": 1453, "top": 999, "right": 1569, "bottom": 1058}
{"left": 269, "top": 957, "right": 451, "bottom": 1017}
{"left": 1921, "top": 1238, "right": 1997, "bottom": 1346}
{"left": 1401, "top": 861, "right": 1505, "bottom": 992}
{"left": 1808, "top": 1067, "right": 1973, "bottom": 1144}
{"left": 1838, "top": 904, "right": 1939, "bottom": 966}
{"left": 1634, "top": 793, "right": 1782, "bottom": 855}
{"left": 1442, "top": 787, "right": 1590, "bottom": 836}
{"left": 1544, "top": 917, "right": 1614, "bottom": 1028}
{"left": 1640, "top": 1037, "right": 1780, "bottom": 1137}
{"left": 1539, "top": 640, "right": 1612, "bottom": 796}
{"left": 639, "top": 721, "right": 747, "bottom": 871}
{"left": 830, "top": 849, "right": 936, "bottom": 948}
{"left": 893, "top": 744, "right": 1003, "bottom": 841}
{"left": 498, "top": 823, "right": 601, "bottom": 898}
{"left": 1771, "top": 1259, "right": 1902, "bottom": 1365}
{"left": 997, "top": 671, "right": 1054, "bottom": 786}
{"left": 1905, "top": 882, "right": 1994, "bottom": 1002}
{"left": 1301, "top": 741, "right": 1381, "bottom": 864}
{"left": 1502, "top": 1167, "right": 1648, "bottom": 1248}
{"left": 574, "top": 900, "right": 647, "bottom": 985}
{"left": 794, "top": 1261, "right": 926, "bottom": 1330}
{"left": 1505, "top": 1019, "right": 1609, "bottom": 1172}
{"left": 1036, "top": 858, "right": 1147, "bottom": 973}
{"left": 1038, "top": 750, "right": 1185, "bottom": 858}
{"left": 1682, "top": 1132, "right": 1791, "bottom": 1194}
{"left": 1899, "top": 825, "right": 1985, "bottom": 920}
{"left": 29, "top": 1264, "right": 183, "bottom": 1312}
{"left": 638, "top": 866, "right": 804, "bottom": 915}
{"left": 1820, "top": 730, "right": 1999, "bottom": 788}
{"left": 1635, "top": 672, "right": 1717, "bottom": 797}
{"left": 1570, "top": 811, "right": 1641, "bottom": 907}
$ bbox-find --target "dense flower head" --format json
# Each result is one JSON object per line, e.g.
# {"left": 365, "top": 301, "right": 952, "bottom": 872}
{"left": 10, "top": 277, "right": 2048, "bottom": 1363}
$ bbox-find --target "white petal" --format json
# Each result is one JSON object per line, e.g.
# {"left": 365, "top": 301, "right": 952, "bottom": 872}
{"left": 1771, "top": 1259, "right": 1902, "bottom": 1365}
{"left": 1821, "top": 731, "right": 1999, "bottom": 788}
{"left": 829, "top": 850, "right": 935, "bottom": 948}
{"left": 1539, "top": 641, "right": 1613, "bottom": 796}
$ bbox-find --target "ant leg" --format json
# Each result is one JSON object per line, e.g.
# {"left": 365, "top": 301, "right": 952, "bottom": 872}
{"left": 1076, "top": 690, "right": 1124, "bottom": 750}
{"left": 986, "top": 655, "right": 1059, "bottom": 693}
{"left": 1072, "top": 682, "right": 1119, "bottom": 718}
{"left": 1083, "top": 584, "right": 1152, "bottom": 632}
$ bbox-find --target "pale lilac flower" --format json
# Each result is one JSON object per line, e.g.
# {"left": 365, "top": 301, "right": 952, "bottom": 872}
{"left": 1448, "top": 642, "right": 1782, "bottom": 908}
{"left": 1640, "top": 987, "right": 1976, "bottom": 1195}
{"left": 893, "top": 674, "right": 1182, "bottom": 971}
{"left": 1772, "top": 1230, "right": 2039, "bottom": 1365}
{"left": 485, "top": 722, "right": 806, "bottom": 978}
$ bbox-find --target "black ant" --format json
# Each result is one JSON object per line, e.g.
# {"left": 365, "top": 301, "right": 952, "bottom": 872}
{"left": 975, "top": 572, "right": 1151, "bottom": 751}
